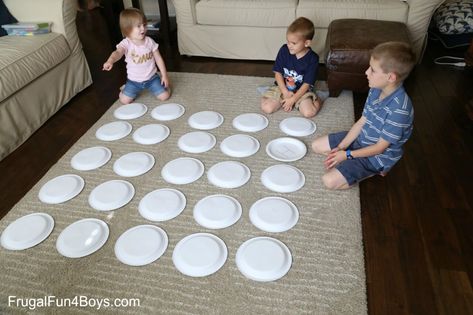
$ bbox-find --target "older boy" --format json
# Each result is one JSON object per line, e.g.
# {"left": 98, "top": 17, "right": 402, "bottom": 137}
{"left": 312, "top": 41, "right": 416, "bottom": 189}
{"left": 261, "top": 17, "right": 322, "bottom": 117}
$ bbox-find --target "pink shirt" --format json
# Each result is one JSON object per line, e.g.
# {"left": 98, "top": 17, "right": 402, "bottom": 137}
{"left": 117, "top": 36, "right": 159, "bottom": 82}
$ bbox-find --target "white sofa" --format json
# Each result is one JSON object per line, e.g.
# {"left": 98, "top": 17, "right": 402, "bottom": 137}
{"left": 0, "top": 0, "right": 92, "bottom": 161}
{"left": 172, "top": 0, "right": 444, "bottom": 62}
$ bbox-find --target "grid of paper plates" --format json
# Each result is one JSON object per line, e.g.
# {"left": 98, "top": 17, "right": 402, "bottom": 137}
{"left": 1, "top": 103, "right": 319, "bottom": 282}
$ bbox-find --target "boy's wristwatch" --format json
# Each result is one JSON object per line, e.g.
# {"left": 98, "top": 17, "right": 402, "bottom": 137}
{"left": 346, "top": 149, "right": 354, "bottom": 160}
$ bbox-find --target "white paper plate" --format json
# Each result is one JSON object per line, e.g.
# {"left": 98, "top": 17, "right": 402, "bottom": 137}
{"left": 114, "top": 102, "right": 147, "bottom": 120}
{"left": 177, "top": 131, "right": 216, "bottom": 154}
{"left": 71, "top": 146, "right": 112, "bottom": 171}
{"left": 113, "top": 152, "right": 155, "bottom": 177}
{"left": 161, "top": 157, "right": 204, "bottom": 185}
{"left": 236, "top": 237, "right": 292, "bottom": 282}
{"left": 188, "top": 111, "right": 224, "bottom": 130}
{"left": 139, "top": 188, "right": 186, "bottom": 221}
{"left": 1, "top": 213, "right": 54, "bottom": 250}
{"left": 232, "top": 113, "right": 269, "bottom": 132}
{"left": 193, "top": 195, "right": 242, "bottom": 229}
{"left": 279, "top": 117, "right": 317, "bottom": 137}
{"left": 56, "top": 218, "right": 109, "bottom": 258}
{"left": 172, "top": 233, "right": 227, "bottom": 277}
{"left": 38, "top": 174, "right": 85, "bottom": 204}
{"left": 207, "top": 161, "right": 251, "bottom": 189}
{"left": 266, "top": 137, "right": 307, "bottom": 162}
{"left": 151, "top": 103, "right": 185, "bottom": 121}
{"left": 220, "top": 134, "right": 260, "bottom": 158}
{"left": 261, "top": 164, "right": 305, "bottom": 193}
{"left": 88, "top": 180, "right": 135, "bottom": 211}
{"left": 114, "top": 225, "right": 168, "bottom": 266}
{"left": 249, "top": 197, "right": 299, "bottom": 232}
{"left": 96, "top": 121, "right": 132, "bottom": 141}
{"left": 133, "top": 124, "right": 170, "bottom": 145}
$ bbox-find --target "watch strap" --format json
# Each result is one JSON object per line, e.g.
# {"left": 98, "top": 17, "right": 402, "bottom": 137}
{"left": 346, "top": 149, "right": 353, "bottom": 160}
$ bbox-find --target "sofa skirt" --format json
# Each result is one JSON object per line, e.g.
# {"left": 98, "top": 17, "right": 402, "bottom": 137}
{"left": 0, "top": 52, "right": 92, "bottom": 161}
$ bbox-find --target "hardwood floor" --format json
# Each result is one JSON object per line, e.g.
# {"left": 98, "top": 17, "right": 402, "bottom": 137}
{"left": 1, "top": 8, "right": 473, "bottom": 315}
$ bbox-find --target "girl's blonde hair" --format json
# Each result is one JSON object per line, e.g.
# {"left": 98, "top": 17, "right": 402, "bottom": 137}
{"left": 119, "top": 8, "right": 146, "bottom": 37}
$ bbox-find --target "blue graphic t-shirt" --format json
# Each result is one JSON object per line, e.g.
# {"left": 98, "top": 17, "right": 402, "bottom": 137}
{"left": 272, "top": 44, "right": 319, "bottom": 92}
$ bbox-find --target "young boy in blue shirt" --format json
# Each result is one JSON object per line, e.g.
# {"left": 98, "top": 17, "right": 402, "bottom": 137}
{"left": 312, "top": 41, "right": 416, "bottom": 189}
{"left": 261, "top": 17, "right": 322, "bottom": 117}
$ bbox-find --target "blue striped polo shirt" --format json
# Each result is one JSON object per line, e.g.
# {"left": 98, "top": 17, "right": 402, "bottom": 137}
{"left": 358, "top": 86, "right": 414, "bottom": 172}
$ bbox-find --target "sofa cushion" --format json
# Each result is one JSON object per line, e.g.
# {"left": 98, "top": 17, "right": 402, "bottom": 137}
{"left": 0, "top": 33, "right": 70, "bottom": 102}
{"left": 297, "top": 0, "right": 408, "bottom": 29}
{"left": 195, "top": 0, "right": 297, "bottom": 27}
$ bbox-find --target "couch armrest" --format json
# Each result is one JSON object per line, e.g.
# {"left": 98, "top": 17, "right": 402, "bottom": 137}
{"left": 4, "top": 0, "right": 82, "bottom": 55}
{"left": 171, "top": 0, "right": 199, "bottom": 25}
{"left": 404, "top": 0, "right": 444, "bottom": 60}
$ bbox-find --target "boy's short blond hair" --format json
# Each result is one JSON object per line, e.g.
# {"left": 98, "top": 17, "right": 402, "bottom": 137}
{"left": 371, "top": 41, "right": 416, "bottom": 82}
{"left": 287, "top": 17, "right": 314, "bottom": 40}
{"left": 119, "top": 8, "right": 146, "bottom": 37}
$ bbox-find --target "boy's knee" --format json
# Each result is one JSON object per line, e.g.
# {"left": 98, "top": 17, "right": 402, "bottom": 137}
{"left": 299, "top": 99, "right": 321, "bottom": 118}
{"left": 301, "top": 107, "right": 316, "bottom": 118}
{"left": 261, "top": 99, "right": 277, "bottom": 114}
{"left": 323, "top": 171, "right": 350, "bottom": 190}
{"left": 322, "top": 173, "right": 337, "bottom": 190}
{"left": 261, "top": 104, "right": 273, "bottom": 114}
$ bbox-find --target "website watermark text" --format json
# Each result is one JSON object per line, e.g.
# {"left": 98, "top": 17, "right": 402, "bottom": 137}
{"left": 8, "top": 295, "right": 140, "bottom": 310}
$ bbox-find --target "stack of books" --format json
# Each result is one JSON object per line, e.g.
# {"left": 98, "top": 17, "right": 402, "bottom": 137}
{"left": 1, "top": 22, "right": 51, "bottom": 36}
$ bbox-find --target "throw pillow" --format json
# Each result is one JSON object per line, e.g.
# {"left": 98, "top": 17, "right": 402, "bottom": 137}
{"left": 434, "top": 0, "right": 473, "bottom": 35}
{"left": 0, "top": 0, "right": 17, "bottom": 37}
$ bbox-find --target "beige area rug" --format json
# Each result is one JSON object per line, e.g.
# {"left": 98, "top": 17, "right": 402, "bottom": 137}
{"left": 0, "top": 73, "right": 366, "bottom": 314}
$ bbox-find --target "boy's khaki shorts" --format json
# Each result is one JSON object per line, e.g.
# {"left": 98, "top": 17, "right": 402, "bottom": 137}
{"left": 262, "top": 86, "right": 318, "bottom": 109}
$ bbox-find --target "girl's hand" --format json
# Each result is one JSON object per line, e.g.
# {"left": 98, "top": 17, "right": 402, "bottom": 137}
{"left": 161, "top": 75, "right": 169, "bottom": 88}
{"left": 102, "top": 62, "right": 113, "bottom": 71}
{"left": 324, "top": 150, "right": 347, "bottom": 169}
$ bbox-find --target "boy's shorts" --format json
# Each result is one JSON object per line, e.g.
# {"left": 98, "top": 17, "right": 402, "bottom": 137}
{"left": 262, "top": 86, "right": 318, "bottom": 110}
{"left": 122, "top": 73, "right": 166, "bottom": 99}
{"left": 328, "top": 131, "right": 383, "bottom": 186}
